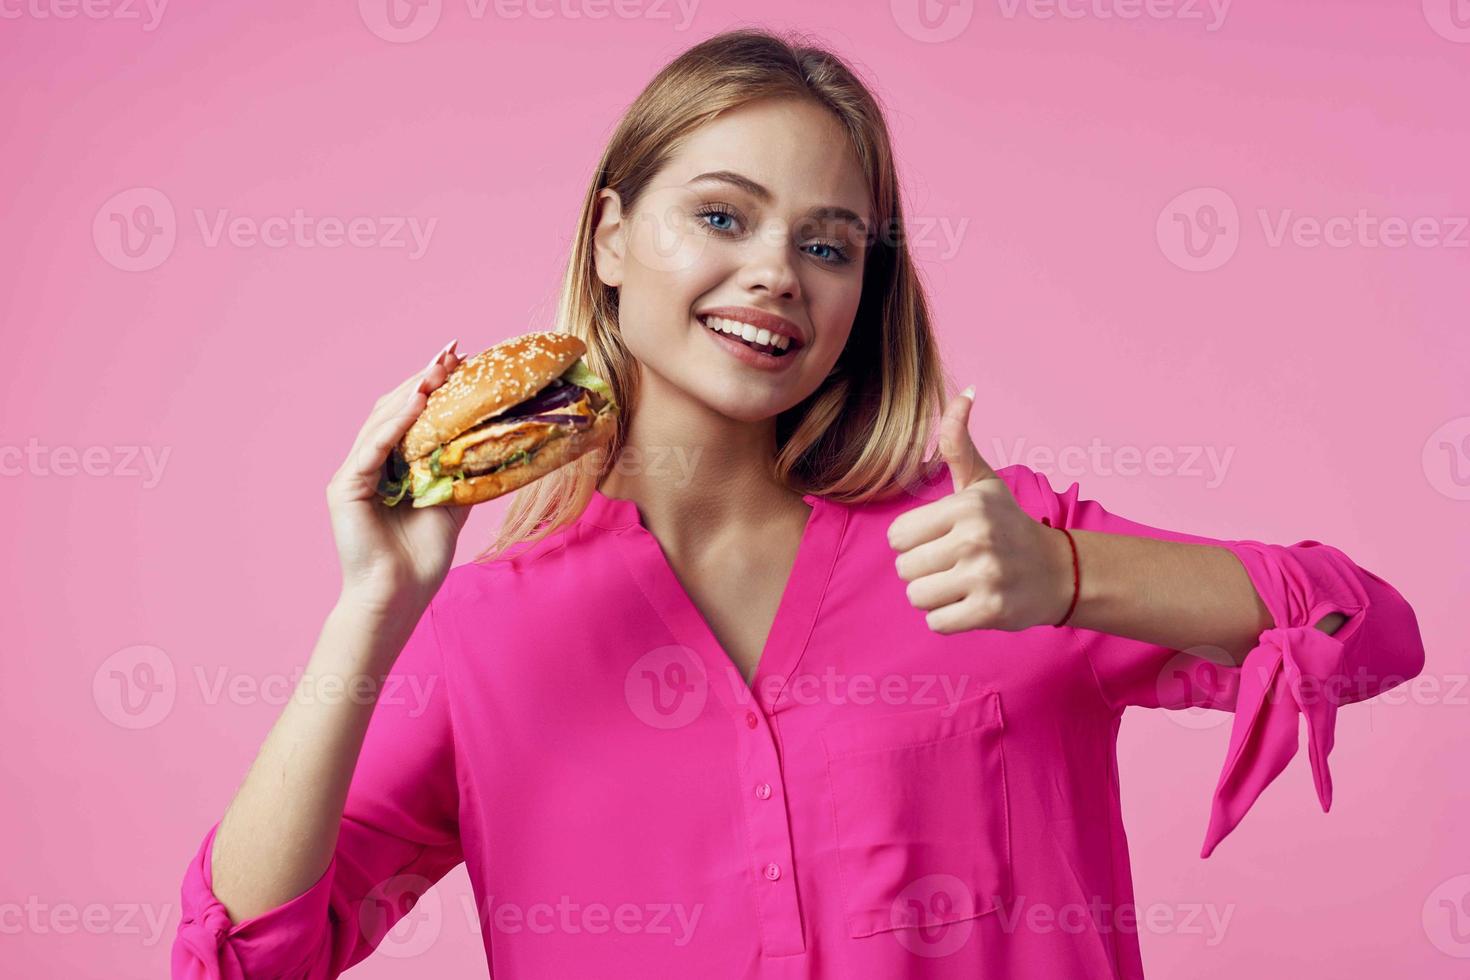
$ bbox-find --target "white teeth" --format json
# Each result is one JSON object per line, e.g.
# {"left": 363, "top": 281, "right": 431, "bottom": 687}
{"left": 701, "top": 316, "right": 792, "bottom": 351}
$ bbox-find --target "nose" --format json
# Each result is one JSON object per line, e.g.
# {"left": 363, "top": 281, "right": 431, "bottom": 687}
{"left": 736, "top": 222, "right": 801, "bottom": 301}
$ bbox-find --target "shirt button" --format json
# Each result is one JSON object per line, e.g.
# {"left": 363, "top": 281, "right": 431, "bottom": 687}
{"left": 763, "top": 862, "right": 781, "bottom": 881}
{"left": 745, "top": 711, "right": 758, "bottom": 729}
{"left": 755, "top": 782, "right": 772, "bottom": 800}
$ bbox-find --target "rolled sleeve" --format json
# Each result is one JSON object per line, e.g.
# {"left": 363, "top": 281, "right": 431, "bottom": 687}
{"left": 172, "top": 818, "right": 337, "bottom": 979}
{"left": 170, "top": 597, "right": 465, "bottom": 978}
{"left": 1007, "top": 464, "right": 1427, "bottom": 858}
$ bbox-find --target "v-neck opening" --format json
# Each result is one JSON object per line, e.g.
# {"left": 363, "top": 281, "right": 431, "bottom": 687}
{"left": 589, "top": 487, "right": 848, "bottom": 713}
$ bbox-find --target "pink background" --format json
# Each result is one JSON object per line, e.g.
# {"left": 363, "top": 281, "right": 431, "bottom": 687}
{"left": 3, "top": 1, "right": 1467, "bottom": 976}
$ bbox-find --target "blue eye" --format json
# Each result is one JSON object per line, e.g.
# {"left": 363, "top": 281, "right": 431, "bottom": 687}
{"left": 695, "top": 205, "right": 739, "bottom": 234}
{"left": 693, "top": 203, "right": 855, "bottom": 266}
{"left": 806, "top": 242, "right": 853, "bottom": 265}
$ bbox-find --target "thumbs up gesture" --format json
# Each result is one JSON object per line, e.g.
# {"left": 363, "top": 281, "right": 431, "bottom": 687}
{"left": 887, "top": 386, "right": 1075, "bottom": 634}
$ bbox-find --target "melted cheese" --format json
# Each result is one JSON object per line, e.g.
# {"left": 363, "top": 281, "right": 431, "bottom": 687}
{"left": 438, "top": 392, "right": 596, "bottom": 469}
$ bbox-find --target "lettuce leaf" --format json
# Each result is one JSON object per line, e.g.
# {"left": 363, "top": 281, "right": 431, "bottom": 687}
{"left": 411, "top": 471, "right": 455, "bottom": 508}
{"left": 560, "top": 358, "right": 616, "bottom": 409}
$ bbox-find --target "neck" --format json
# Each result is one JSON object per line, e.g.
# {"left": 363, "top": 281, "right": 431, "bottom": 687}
{"left": 597, "top": 382, "right": 808, "bottom": 551}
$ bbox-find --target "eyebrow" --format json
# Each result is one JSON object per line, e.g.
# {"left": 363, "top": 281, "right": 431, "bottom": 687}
{"left": 687, "top": 170, "right": 869, "bottom": 234}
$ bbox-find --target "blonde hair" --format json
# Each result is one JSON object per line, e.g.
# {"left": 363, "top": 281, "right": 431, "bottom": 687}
{"left": 473, "top": 26, "right": 957, "bottom": 564}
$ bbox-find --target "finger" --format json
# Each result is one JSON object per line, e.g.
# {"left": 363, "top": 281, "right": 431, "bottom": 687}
{"left": 905, "top": 567, "right": 969, "bottom": 612}
{"left": 387, "top": 338, "right": 461, "bottom": 405}
{"left": 938, "top": 386, "right": 996, "bottom": 492}
{"left": 925, "top": 594, "right": 984, "bottom": 635}
{"left": 344, "top": 344, "right": 462, "bottom": 481}
{"left": 886, "top": 497, "right": 964, "bottom": 553}
{"left": 893, "top": 533, "right": 961, "bottom": 583}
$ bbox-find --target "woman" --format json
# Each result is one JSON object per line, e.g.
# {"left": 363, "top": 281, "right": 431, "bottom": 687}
{"left": 171, "top": 28, "right": 1425, "bottom": 979}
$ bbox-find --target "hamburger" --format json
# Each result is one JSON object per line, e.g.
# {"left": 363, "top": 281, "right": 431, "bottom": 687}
{"left": 377, "top": 331, "right": 618, "bottom": 508}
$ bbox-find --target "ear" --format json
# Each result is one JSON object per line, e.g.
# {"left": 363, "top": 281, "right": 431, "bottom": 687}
{"left": 592, "top": 187, "right": 626, "bottom": 288}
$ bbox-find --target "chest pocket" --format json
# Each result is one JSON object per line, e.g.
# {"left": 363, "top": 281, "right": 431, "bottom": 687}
{"left": 819, "top": 688, "right": 1012, "bottom": 939}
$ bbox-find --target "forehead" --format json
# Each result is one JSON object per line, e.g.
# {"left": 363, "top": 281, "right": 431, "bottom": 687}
{"left": 660, "top": 97, "right": 873, "bottom": 226}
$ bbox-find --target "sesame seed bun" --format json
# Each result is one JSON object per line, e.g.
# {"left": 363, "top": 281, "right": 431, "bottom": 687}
{"left": 400, "top": 331, "right": 587, "bottom": 463}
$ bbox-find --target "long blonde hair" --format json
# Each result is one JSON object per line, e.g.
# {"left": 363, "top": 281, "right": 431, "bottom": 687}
{"left": 473, "top": 26, "right": 956, "bottom": 563}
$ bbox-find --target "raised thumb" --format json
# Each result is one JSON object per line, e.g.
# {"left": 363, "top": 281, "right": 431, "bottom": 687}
{"left": 939, "top": 385, "right": 994, "bottom": 491}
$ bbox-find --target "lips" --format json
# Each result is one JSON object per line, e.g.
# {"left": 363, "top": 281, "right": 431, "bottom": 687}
{"left": 697, "top": 315, "right": 794, "bottom": 357}
{"left": 695, "top": 306, "right": 806, "bottom": 350}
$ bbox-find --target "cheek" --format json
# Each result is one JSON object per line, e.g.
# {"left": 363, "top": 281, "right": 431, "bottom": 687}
{"left": 622, "top": 195, "right": 719, "bottom": 282}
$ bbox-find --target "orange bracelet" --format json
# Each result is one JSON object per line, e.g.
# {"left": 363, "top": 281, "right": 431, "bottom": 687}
{"left": 1041, "top": 516, "right": 1080, "bottom": 628}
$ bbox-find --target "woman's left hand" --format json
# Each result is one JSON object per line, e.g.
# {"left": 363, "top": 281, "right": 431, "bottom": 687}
{"left": 888, "top": 388, "right": 1075, "bottom": 634}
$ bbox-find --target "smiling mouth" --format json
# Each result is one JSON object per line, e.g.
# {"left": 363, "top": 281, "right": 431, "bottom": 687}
{"left": 697, "top": 315, "right": 797, "bottom": 358}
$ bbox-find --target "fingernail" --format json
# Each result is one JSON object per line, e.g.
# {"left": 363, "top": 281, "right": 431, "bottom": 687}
{"left": 961, "top": 384, "right": 975, "bottom": 400}
{"left": 423, "top": 339, "right": 458, "bottom": 373}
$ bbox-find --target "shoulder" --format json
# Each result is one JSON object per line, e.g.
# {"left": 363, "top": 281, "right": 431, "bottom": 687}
{"left": 432, "top": 516, "right": 610, "bottom": 614}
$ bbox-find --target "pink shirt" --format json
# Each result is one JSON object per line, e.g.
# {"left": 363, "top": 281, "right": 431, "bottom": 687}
{"left": 171, "top": 463, "right": 1425, "bottom": 979}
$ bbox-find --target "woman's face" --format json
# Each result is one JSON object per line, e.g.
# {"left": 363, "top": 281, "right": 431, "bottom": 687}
{"left": 593, "top": 96, "right": 873, "bottom": 423}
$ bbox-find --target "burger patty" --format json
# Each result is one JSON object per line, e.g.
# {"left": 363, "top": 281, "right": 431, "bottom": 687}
{"left": 444, "top": 388, "right": 599, "bottom": 475}
{"left": 459, "top": 421, "right": 561, "bottom": 475}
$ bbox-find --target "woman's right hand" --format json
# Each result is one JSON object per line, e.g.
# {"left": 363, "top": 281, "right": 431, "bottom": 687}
{"left": 327, "top": 339, "right": 472, "bottom": 623}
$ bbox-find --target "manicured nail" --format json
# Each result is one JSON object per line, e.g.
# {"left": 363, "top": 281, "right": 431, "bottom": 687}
{"left": 961, "top": 384, "right": 975, "bottom": 400}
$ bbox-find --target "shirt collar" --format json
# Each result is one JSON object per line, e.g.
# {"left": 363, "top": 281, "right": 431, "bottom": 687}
{"left": 578, "top": 486, "right": 830, "bottom": 531}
